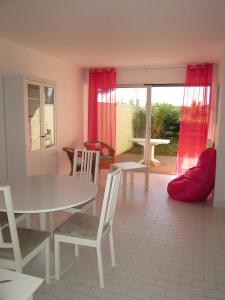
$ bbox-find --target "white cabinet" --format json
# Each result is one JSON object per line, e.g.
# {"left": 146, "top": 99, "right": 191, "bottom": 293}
{"left": 1, "top": 75, "right": 58, "bottom": 177}
{"left": 0, "top": 77, "right": 7, "bottom": 181}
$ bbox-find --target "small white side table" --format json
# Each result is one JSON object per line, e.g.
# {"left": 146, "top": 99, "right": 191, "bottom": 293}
{"left": 0, "top": 268, "right": 43, "bottom": 300}
{"left": 110, "top": 162, "right": 149, "bottom": 195}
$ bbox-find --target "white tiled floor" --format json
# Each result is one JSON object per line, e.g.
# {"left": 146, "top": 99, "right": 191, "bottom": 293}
{"left": 34, "top": 172, "right": 225, "bottom": 300}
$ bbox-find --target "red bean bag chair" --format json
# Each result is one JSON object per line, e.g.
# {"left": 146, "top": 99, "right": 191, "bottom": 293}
{"left": 167, "top": 148, "right": 216, "bottom": 202}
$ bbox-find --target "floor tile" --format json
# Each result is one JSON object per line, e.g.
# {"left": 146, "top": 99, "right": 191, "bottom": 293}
{"left": 32, "top": 172, "right": 225, "bottom": 300}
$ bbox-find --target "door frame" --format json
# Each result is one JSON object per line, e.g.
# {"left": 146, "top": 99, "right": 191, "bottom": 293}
{"left": 24, "top": 79, "right": 57, "bottom": 175}
{"left": 117, "top": 83, "right": 184, "bottom": 167}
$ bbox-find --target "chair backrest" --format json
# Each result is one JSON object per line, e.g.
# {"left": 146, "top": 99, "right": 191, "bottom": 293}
{"left": 84, "top": 141, "right": 115, "bottom": 157}
{"left": 0, "top": 212, "right": 10, "bottom": 229}
{"left": 0, "top": 186, "right": 22, "bottom": 268}
{"left": 97, "top": 169, "right": 122, "bottom": 240}
{"left": 73, "top": 149, "right": 100, "bottom": 185}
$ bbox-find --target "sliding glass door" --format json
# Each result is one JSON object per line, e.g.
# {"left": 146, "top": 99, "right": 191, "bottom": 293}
{"left": 146, "top": 85, "right": 183, "bottom": 174}
{"left": 115, "top": 85, "right": 183, "bottom": 174}
{"left": 115, "top": 87, "right": 147, "bottom": 164}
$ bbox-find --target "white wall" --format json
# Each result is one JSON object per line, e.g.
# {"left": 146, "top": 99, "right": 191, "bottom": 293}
{"left": 0, "top": 38, "right": 83, "bottom": 174}
{"left": 117, "top": 65, "right": 186, "bottom": 85}
{"left": 116, "top": 104, "right": 137, "bottom": 155}
{"left": 214, "top": 49, "right": 225, "bottom": 207}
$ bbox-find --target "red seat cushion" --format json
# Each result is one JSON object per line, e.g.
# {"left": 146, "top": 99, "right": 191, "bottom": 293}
{"left": 167, "top": 148, "right": 216, "bottom": 202}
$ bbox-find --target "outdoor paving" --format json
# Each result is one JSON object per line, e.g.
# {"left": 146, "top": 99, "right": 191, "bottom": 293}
{"left": 116, "top": 153, "right": 176, "bottom": 175}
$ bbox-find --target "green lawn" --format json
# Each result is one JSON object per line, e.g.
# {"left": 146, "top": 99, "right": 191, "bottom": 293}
{"left": 154, "top": 137, "right": 178, "bottom": 156}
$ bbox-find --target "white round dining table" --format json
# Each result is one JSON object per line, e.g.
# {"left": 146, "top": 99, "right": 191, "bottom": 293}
{"left": 0, "top": 175, "right": 98, "bottom": 230}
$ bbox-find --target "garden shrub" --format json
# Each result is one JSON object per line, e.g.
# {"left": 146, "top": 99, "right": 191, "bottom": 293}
{"left": 132, "top": 108, "right": 146, "bottom": 138}
{"left": 132, "top": 103, "right": 180, "bottom": 138}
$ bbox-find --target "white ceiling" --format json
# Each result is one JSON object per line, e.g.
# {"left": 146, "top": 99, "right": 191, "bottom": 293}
{"left": 0, "top": 0, "right": 224, "bottom": 67}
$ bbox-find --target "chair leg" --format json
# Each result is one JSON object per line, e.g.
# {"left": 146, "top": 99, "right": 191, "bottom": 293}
{"left": 92, "top": 198, "right": 96, "bottom": 216}
{"left": 45, "top": 239, "right": 50, "bottom": 284}
{"left": 54, "top": 238, "right": 60, "bottom": 280}
{"left": 109, "top": 229, "right": 115, "bottom": 267}
{"left": 25, "top": 214, "right": 31, "bottom": 228}
{"left": 15, "top": 262, "right": 22, "bottom": 273}
{"left": 75, "top": 245, "right": 79, "bottom": 257}
{"left": 96, "top": 245, "right": 104, "bottom": 288}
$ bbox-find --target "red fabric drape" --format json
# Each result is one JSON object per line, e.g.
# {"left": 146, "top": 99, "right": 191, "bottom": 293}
{"left": 88, "top": 68, "right": 116, "bottom": 150}
{"left": 177, "top": 64, "right": 213, "bottom": 175}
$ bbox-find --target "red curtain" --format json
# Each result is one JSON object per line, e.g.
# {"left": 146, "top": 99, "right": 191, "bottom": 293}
{"left": 177, "top": 64, "right": 213, "bottom": 175}
{"left": 88, "top": 68, "right": 116, "bottom": 150}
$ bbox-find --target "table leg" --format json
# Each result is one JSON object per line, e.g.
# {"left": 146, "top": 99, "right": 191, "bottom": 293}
{"left": 123, "top": 171, "right": 127, "bottom": 195}
{"left": 151, "top": 145, "right": 155, "bottom": 164}
{"left": 145, "top": 167, "right": 149, "bottom": 191}
{"left": 25, "top": 214, "right": 31, "bottom": 228}
{"left": 39, "top": 213, "right": 47, "bottom": 230}
{"left": 49, "top": 212, "right": 54, "bottom": 232}
{"left": 130, "top": 172, "right": 134, "bottom": 184}
{"left": 150, "top": 145, "right": 160, "bottom": 166}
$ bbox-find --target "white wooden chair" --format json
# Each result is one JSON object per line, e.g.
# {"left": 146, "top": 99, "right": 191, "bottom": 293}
{"left": 49, "top": 149, "right": 100, "bottom": 231}
{"left": 0, "top": 185, "right": 51, "bottom": 283}
{"left": 54, "top": 168, "right": 122, "bottom": 288}
{"left": 0, "top": 212, "right": 27, "bottom": 229}
{"left": 65, "top": 149, "right": 100, "bottom": 215}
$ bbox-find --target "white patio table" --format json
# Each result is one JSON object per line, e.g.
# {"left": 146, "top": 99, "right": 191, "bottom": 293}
{"left": 0, "top": 175, "right": 98, "bottom": 231}
{"left": 129, "top": 138, "right": 170, "bottom": 165}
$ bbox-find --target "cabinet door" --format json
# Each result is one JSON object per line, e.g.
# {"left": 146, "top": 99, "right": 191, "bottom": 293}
{"left": 26, "top": 81, "right": 57, "bottom": 175}
{"left": 28, "top": 83, "right": 41, "bottom": 151}
{"left": 0, "top": 76, "right": 7, "bottom": 180}
{"left": 41, "top": 84, "right": 57, "bottom": 174}
{"left": 42, "top": 86, "right": 56, "bottom": 149}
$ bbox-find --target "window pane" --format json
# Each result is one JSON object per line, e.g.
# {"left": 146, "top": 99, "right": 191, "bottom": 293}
{"left": 28, "top": 84, "right": 41, "bottom": 151}
{"left": 44, "top": 87, "right": 55, "bottom": 148}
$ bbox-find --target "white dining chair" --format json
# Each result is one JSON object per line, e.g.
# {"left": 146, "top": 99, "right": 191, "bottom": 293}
{"left": 54, "top": 168, "right": 122, "bottom": 288}
{"left": 65, "top": 149, "right": 100, "bottom": 215}
{"left": 0, "top": 185, "right": 51, "bottom": 283}
{"left": 0, "top": 212, "right": 27, "bottom": 229}
{"left": 49, "top": 149, "right": 100, "bottom": 231}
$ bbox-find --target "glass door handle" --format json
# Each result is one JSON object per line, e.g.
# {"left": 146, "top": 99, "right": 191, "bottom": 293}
{"left": 40, "top": 135, "right": 46, "bottom": 138}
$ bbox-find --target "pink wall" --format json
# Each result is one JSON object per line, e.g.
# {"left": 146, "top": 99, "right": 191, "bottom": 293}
{"left": 0, "top": 38, "right": 84, "bottom": 174}
{"left": 214, "top": 49, "right": 225, "bottom": 207}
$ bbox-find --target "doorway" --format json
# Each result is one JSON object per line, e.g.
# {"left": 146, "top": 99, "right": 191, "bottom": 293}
{"left": 115, "top": 87, "right": 147, "bottom": 164}
{"left": 115, "top": 85, "right": 183, "bottom": 175}
{"left": 149, "top": 85, "right": 184, "bottom": 174}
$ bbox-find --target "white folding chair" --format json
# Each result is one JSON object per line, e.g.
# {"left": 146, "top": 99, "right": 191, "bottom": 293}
{"left": 65, "top": 149, "right": 100, "bottom": 215}
{"left": 0, "top": 186, "right": 51, "bottom": 283}
{"left": 54, "top": 169, "right": 122, "bottom": 288}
